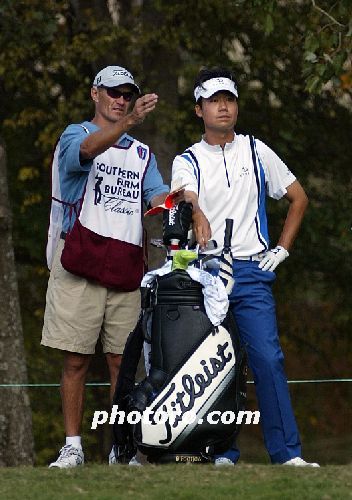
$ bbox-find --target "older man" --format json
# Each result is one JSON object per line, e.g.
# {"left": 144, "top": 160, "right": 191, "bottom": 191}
{"left": 42, "top": 66, "right": 169, "bottom": 467}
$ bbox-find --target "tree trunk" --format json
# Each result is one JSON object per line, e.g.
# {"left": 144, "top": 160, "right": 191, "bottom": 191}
{"left": 136, "top": 2, "right": 181, "bottom": 270}
{"left": 0, "top": 138, "right": 34, "bottom": 466}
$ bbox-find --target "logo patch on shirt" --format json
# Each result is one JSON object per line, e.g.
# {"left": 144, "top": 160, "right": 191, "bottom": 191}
{"left": 240, "top": 166, "right": 249, "bottom": 177}
{"left": 137, "top": 145, "right": 147, "bottom": 160}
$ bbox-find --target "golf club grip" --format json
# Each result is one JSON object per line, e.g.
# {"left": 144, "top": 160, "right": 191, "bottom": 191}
{"left": 223, "top": 219, "right": 234, "bottom": 253}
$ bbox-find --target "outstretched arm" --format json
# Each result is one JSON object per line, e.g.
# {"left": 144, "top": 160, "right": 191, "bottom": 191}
{"left": 80, "top": 93, "right": 159, "bottom": 159}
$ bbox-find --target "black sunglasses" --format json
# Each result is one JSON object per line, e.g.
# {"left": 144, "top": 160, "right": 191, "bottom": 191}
{"left": 99, "top": 86, "right": 135, "bottom": 102}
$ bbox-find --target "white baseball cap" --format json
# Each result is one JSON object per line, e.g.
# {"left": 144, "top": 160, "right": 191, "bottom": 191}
{"left": 93, "top": 66, "right": 140, "bottom": 93}
{"left": 194, "top": 77, "right": 238, "bottom": 102}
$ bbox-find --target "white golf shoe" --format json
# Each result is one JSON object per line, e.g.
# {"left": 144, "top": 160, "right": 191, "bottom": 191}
{"left": 49, "top": 444, "right": 84, "bottom": 468}
{"left": 283, "top": 457, "right": 320, "bottom": 468}
{"left": 214, "top": 457, "right": 235, "bottom": 467}
{"left": 128, "top": 455, "right": 143, "bottom": 466}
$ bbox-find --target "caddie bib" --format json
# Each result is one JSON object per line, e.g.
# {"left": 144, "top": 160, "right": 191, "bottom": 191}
{"left": 61, "top": 137, "right": 150, "bottom": 290}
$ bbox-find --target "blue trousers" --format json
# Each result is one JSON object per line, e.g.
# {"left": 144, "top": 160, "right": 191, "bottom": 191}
{"left": 216, "top": 260, "right": 302, "bottom": 464}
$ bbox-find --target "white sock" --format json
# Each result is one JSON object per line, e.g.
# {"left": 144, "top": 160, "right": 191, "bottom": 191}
{"left": 66, "top": 436, "right": 82, "bottom": 449}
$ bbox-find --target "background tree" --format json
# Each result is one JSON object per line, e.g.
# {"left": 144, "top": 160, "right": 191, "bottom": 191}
{"left": 0, "top": 138, "right": 34, "bottom": 466}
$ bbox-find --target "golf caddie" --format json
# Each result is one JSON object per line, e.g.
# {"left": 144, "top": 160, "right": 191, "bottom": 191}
{"left": 41, "top": 65, "right": 169, "bottom": 468}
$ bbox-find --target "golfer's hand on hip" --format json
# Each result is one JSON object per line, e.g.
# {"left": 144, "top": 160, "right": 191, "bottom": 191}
{"left": 258, "top": 246, "right": 289, "bottom": 272}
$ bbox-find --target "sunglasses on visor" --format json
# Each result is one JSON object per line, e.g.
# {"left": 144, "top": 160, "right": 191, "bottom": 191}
{"left": 99, "top": 86, "right": 135, "bottom": 101}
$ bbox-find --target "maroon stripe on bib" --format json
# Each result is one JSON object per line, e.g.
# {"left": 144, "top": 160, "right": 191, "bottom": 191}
{"left": 61, "top": 219, "right": 143, "bottom": 291}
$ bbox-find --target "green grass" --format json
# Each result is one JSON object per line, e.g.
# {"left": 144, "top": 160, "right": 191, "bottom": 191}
{"left": 1, "top": 464, "right": 351, "bottom": 500}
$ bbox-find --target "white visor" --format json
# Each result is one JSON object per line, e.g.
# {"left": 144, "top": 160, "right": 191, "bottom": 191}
{"left": 194, "top": 77, "right": 238, "bottom": 102}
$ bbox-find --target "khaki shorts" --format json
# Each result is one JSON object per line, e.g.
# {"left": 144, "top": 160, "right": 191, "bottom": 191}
{"left": 41, "top": 239, "right": 140, "bottom": 354}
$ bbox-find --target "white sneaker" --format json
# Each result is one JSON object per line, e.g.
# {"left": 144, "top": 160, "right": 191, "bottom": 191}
{"left": 215, "top": 457, "right": 235, "bottom": 467}
{"left": 128, "top": 455, "right": 142, "bottom": 467}
{"left": 49, "top": 444, "right": 84, "bottom": 468}
{"left": 283, "top": 457, "right": 320, "bottom": 468}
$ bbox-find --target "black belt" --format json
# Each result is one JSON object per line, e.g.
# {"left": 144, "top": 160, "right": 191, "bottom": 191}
{"left": 60, "top": 231, "right": 67, "bottom": 240}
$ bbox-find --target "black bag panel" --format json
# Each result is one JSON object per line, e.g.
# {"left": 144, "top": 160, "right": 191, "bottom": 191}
{"left": 150, "top": 269, "right": 213, "bottom": 375}
{"left": 220, "top": 311, "right": 243, "bottom": 358}
{"left": 112, "top": 316, "right": 144, "bottom": 452}
{"left": 155, "top": 269, "right": 205, "bottom": 304}
{"left": 127, "top": 367, "right": 168, "bottom": 414}
{"left": 129, "top": 318, "right": 215, "bottom": 419}
{"left": 151, "top": 305, "right": 213, "bottom": 374}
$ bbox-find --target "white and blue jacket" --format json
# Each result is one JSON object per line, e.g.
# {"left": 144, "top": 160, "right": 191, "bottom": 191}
{"left": 172, "top": 134, "right": 296, "bottom": 257}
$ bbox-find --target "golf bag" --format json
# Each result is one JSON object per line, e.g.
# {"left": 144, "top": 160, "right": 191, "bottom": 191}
{"left": 112, "top": 207, "right": 247, "bottom": 464}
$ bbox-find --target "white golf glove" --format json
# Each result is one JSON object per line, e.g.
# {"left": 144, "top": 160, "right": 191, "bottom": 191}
{"left": 258, "top": 246, "right": 289, "bottom": 272}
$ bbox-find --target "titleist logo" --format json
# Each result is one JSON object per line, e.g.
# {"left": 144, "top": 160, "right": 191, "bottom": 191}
{"left": 150, "top": 341, "right": 233, "bottom": 445}
{"left": 168, "top": 206, "right": 177, "bottom": 226}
